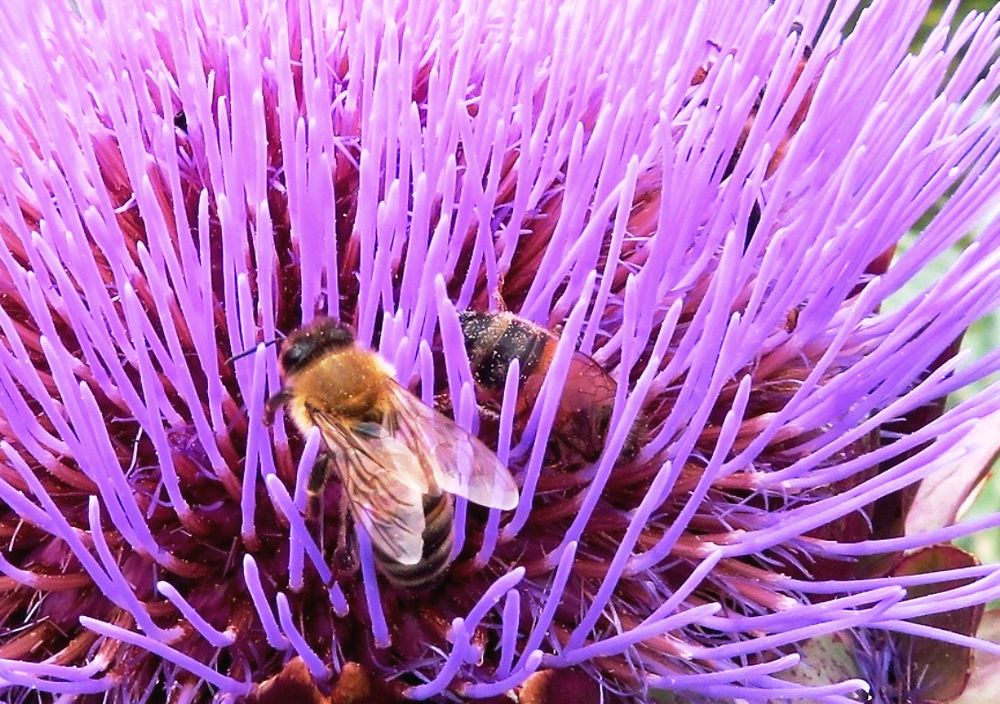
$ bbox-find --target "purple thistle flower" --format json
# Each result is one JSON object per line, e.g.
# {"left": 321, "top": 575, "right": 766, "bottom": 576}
{"left": 0, "top": 0, "right": 999, "bottom": 702}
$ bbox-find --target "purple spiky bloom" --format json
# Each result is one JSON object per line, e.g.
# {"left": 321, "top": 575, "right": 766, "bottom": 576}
{"left": 1, "top": 0, "right": 1000, "bottom": 702}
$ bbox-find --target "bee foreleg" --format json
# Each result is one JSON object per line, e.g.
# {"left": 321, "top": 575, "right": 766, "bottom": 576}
{"left": 264, "top": 391, "right": 290, "bottom": 426}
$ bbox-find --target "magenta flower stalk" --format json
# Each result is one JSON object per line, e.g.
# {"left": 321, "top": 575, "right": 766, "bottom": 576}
{"left": 1, "top": 1, "right": 999, "bottom": 702}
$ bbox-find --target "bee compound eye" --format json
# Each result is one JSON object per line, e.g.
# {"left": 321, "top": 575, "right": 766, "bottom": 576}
{"left": 281, "top": 344, "right": 308, "bottom": 371}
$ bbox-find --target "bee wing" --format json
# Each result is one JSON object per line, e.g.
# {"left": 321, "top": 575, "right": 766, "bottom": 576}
{"left": 387, "top": 383, "right": 519, "bottom": 511}
{"left": 313, "top": 412, "right": 428, "bottom": 565}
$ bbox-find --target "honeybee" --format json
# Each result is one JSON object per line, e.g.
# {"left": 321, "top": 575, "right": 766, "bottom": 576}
{"left": 458, "top": 311, "right": 633, "bottom": 463}
{"left": 267, "top": 318, "right": 519, "bottom": 590}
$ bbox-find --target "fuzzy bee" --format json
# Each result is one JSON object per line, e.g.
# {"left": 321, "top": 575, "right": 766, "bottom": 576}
{"left": 267, "top": 317, "right": 519, "bottom": 590}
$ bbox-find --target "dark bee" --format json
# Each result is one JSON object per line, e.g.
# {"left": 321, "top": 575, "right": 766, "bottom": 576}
{"left": 267, "top": 318, "right": 519, "bottom": 590}
{"left": 458, "top": 311, "right": 634, "bottom": 463}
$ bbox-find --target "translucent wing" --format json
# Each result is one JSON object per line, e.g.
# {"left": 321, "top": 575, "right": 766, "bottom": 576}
{"left": 387, "top": 383, "right": 519, "bottom": 511}
{"left": 311, "top": 411, "right": 428, "bottom": 565}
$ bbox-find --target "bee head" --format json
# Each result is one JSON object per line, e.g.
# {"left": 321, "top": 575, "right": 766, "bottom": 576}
{"left": 279, "top": 317, "right": 354, "bottom": 374}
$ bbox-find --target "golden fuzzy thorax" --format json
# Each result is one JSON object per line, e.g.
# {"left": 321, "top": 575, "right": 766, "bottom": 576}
{"left": 283, "top": 346, "right": 397, "bottom": 434}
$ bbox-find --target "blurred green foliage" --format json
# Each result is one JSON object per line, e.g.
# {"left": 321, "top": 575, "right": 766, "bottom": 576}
{"left": 919, "top": 0, "right": 1000, "bottom": 43}
{"left": 910, "top": 0, "right": 1000, "bottom": 563}
{"left": 840, "top": 1, "right": 999, "bottom": 563}
{"left": 884, "top": 229, "right": 999, "bottom": 564}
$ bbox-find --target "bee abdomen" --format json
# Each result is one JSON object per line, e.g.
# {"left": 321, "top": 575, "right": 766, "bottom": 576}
{"left": 375, "top": 494, "right": 454, "bottom": 591}
{"left": 460, "top": 312, "right": 548, "bottom": 391}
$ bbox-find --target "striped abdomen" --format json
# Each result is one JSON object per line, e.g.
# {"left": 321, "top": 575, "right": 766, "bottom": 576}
{"left": 373, "top": 493, "right": 454, "bottom": 590}
{"left": 458, "top": 311, "right": 551, "bottom": 399}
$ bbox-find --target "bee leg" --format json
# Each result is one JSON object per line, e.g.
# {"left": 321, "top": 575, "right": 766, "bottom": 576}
{"left": 305, "top": 454, "right": 358, "bottom": 580}
{"left": 476, "top": 404, "right": 502, "bottom": 425}
{"left": 433, "top": 392, "right": 455, "bottom": 417}
{"left": 264, "top": 391, "right": 289, "bottom": 426}
{"left": 435, "top": 392, "right": 503, "bottom": 427}
{"left": 333, "top": 498, "right": 358, "bottom": 580}
{"left": 305, "top": 454, "right": 330, "bottom": 523}
{"left": 491, "top": 272, "right": 509, "bottom": 312}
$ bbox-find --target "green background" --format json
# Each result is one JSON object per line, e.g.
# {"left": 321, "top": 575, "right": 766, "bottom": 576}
{"left": 907, "top": 0, "right": 1000, "bottom": 564}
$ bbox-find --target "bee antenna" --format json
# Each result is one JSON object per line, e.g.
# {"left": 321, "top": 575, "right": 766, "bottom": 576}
{"left": 225, "top": 338, "right": 282, "bottom": 366}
